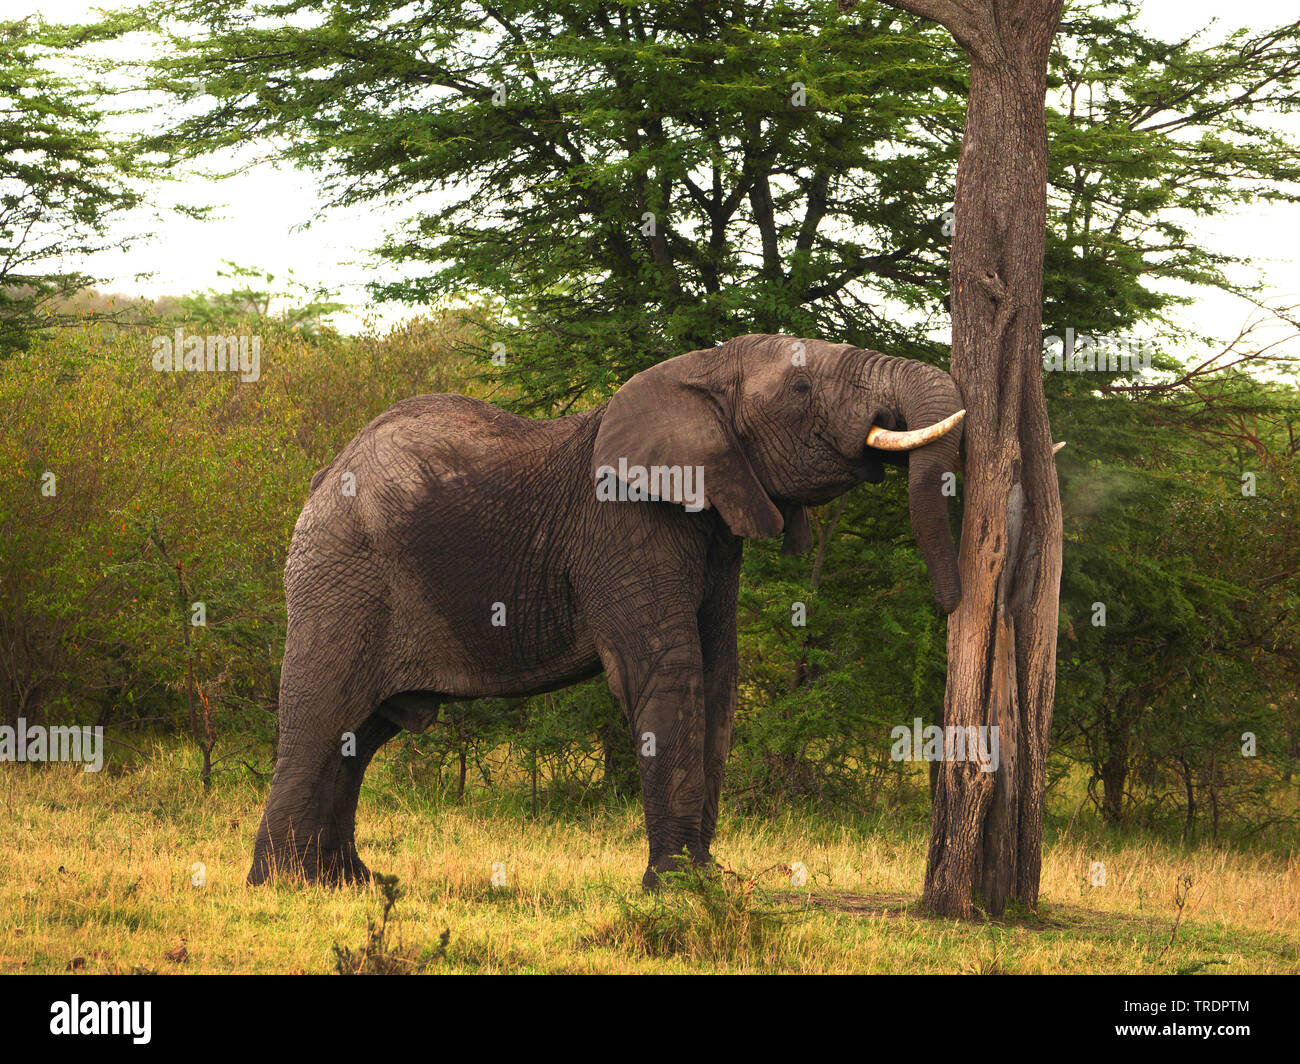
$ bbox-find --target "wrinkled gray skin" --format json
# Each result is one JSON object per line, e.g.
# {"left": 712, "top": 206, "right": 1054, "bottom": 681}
{"left": 248, "top": 334, "right": 964, "bottom": 888}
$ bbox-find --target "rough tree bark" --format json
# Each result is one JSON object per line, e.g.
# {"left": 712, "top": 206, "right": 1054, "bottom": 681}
{"left": 841, "top": 0, "right": 1066, "bottom": 916}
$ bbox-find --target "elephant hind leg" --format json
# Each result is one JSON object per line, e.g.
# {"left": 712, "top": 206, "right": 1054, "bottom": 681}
{"left": 317, "top": 712, "right": 400, "bottom": 883}
{"left": 248, "top": 710, "right": 398, "bottom": 886}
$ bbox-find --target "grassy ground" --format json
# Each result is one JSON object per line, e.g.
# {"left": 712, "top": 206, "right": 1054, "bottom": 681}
{"left": 2, "top": 742, "right": 1297, "bottom": 974}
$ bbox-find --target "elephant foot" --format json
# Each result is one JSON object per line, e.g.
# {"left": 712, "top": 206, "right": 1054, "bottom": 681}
{"left": 641, "top": 848, "right": 715, "bottom": 892}
{"left": 247, "top": 837, "right": 371, "bottom": 888}
{"left": 247, "top": 839, "right": 294, "bottom": 885}
{"left": 246, "top": 856, "right": 273, "bottom": 886}
{"left": 317, "top": 846, "right": 373, "bottom": 887}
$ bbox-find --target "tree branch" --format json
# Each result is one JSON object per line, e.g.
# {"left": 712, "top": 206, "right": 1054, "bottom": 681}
{"left": 840, "top": 0, "right": 995, "bottom": 62}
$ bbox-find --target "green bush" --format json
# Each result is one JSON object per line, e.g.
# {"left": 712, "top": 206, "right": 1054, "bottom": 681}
{"left": 0, "top": 311, "right": 478, "bottom": 765}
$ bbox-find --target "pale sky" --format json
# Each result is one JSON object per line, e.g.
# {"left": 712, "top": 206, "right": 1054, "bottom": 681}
{"left": 20, "top": 0, "right": 1300, "bottom": 351}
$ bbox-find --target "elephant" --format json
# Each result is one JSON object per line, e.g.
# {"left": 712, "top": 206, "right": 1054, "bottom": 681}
{"left": 247, "top": 333, "right": 965, "bottom": 889}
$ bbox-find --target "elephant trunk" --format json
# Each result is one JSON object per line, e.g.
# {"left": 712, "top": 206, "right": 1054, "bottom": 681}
{"left": 880, "top": 358, "right": 965, "bottom": 613}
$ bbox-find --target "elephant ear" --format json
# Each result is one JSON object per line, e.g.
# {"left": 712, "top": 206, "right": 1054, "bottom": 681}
{"left": 592, "top": 350, "right": 784, "bottom": 540}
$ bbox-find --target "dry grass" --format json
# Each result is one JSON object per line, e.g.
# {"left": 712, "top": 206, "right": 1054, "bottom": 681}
{"left": 1, "top": 742, "right": 1296, "bottom": 974}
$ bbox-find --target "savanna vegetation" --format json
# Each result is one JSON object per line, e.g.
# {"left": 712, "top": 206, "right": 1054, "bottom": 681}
{"left": 1, "top": 0, "right": 1298, "bottom": 971}
{"left": 3, "top": 739, "right": 1298, "bottom": 973}
{"left": 1, "top": 294, "right": 1296, "bottom": 971}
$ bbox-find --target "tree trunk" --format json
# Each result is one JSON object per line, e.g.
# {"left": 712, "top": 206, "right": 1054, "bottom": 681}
{"left": 1101, "top": 746, "right": 1127, "bottom": 827}
{"left": 853, "top": 0, "right": 1065, "bottom": 917}
{"left": 1099, "top": 700, "right": 1132, "bottom": 826}
{"left": 1180, "top": 754, "right": 1196, "bottom": 842}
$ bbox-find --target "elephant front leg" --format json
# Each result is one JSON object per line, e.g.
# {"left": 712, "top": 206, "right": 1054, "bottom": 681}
{"left": 698, "top": 621, "right": 738, "bottom": 862}
{"left": 698, "top": 543, "right": 742, "bottom": 861}
{"left": 600, "top": 638, "right": 708, "bottom": 889}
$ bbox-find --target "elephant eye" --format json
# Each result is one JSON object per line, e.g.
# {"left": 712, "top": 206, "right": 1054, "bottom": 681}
{"left": 792, "top": 377, "right": 812, "bottom": 396}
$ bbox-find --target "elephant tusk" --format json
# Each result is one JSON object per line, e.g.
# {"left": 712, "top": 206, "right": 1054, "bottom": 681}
{"left": 866, "top": 409, "right": 966, "bottom": 451}
{"left": 1053, "top": 441, "right": 1067, "bottom": 454}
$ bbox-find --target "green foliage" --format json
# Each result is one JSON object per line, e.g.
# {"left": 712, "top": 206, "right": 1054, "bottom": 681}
{"left": 143, "top": 0, "right": 967, "bottom": 410}
{"left": 1, "top": 310, "right": 1296, "bottom": 839}
{"left": 168, "top": 262, "right": 347, "bottom": 337}
{"left": 0, "top": 16, "right": 156, "bottom": 354}
{"left": 142, "top": 0, "right": 1300, "bottom": 410}
{"left": 731, "top": 489, "right": 948, "bottom": 813}
{"left": 1052, "top": 385, "right": 1300, "bottom": 835}
{"left": 1045, "top": 4, "right": 1300, "bottom": 340}
{"left": 0, "top": 311, "right": 478, "bottom": 766}
{"left": 590, "top": 861, "right": 798, "bottom": 962}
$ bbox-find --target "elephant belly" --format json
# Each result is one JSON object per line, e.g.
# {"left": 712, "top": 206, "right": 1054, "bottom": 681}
{"left": 381, "top": 538, "right": 604, "bottom": 700}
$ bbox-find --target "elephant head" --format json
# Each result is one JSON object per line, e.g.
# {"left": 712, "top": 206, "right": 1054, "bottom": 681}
{"left": 592, "top": 333, "right": 965, "bottom": 612}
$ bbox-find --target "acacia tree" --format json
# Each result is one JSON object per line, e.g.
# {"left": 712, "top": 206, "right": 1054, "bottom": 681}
{"left": 0, "top": 17, "right": 149, "bottom": 354}
{"left": 842, "top": 0, "right": 1066, "bottom": 916}
{"left": 135, "top": 0, "right": 1300, "bottom": 897}
{"left": 143, "top": 0, "right": 965, "bottom": 411}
